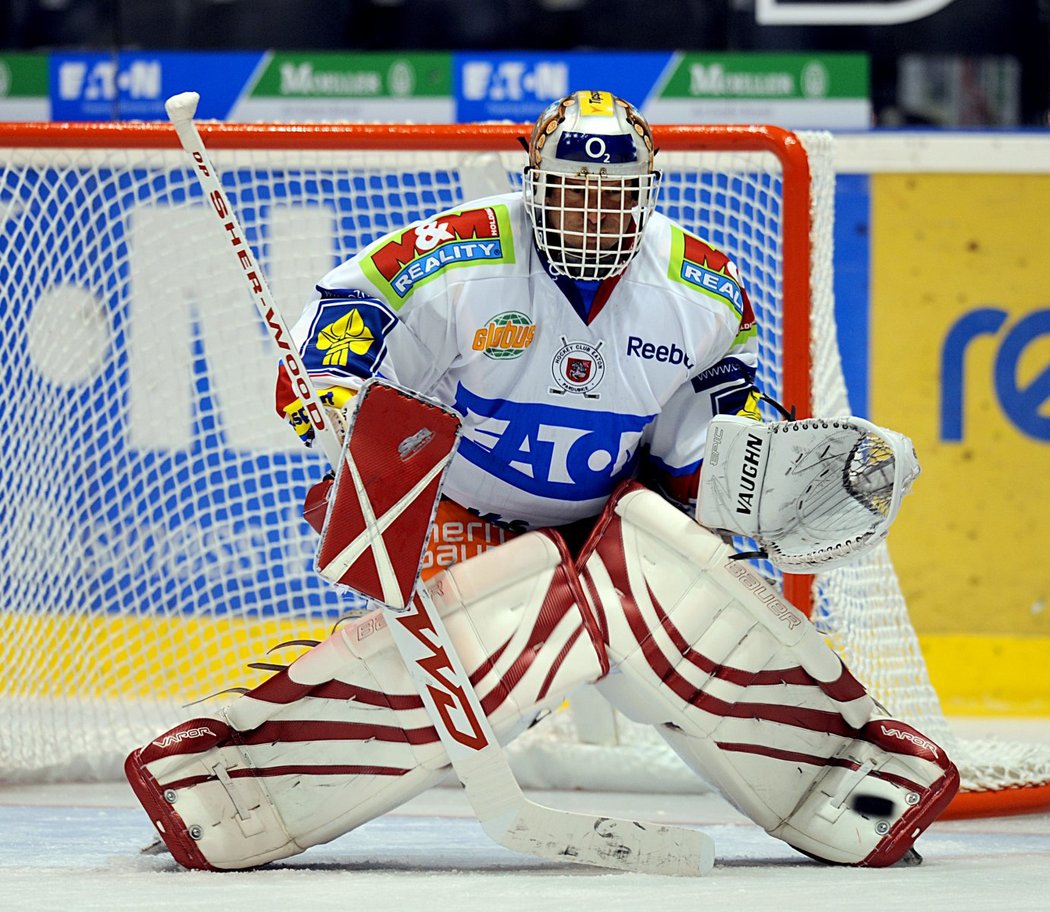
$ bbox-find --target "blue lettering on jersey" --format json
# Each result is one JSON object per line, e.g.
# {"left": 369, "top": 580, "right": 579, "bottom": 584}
{"left": 691, "top": 356, "right": 756, "bottom": 392}
{"left": 452, "top": 384, "right": 654, "bottom": 502}
{"left": 626, "top": 335, "right": 695, "bottom": 369}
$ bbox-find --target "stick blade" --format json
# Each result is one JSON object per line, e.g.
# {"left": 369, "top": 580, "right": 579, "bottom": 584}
{"left": 494, "top": 806, "right": 714, "bottom": 876}
{"left": 316, "top": 380, "right": 460, "bottom": 608}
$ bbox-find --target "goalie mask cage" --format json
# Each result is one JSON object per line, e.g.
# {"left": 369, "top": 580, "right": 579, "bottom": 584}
{"left": 0, "top": 121, "right": 1045, "bottom": 817}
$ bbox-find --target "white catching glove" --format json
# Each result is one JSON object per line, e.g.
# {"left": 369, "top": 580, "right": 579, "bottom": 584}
{"left": 697, "top": 414, "right": 920, "bottom": 571}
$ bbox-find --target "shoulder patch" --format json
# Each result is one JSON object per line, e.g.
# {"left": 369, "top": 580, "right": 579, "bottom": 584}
{"left": 303, "top": 297, "right": 397, "bottom": 380}
{"left": 361, "top": 204, "right": 516, "bottom": 306}
{"left": 666, "top": 227, "right": 745, "bottom": 319}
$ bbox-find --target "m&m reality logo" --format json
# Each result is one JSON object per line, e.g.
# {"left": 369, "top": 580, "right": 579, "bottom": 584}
{"left": 669, "top": 229, "right": 745, "bottom": 319}
{"left": 364, "top": 205, "right": 515, "bottom": 303}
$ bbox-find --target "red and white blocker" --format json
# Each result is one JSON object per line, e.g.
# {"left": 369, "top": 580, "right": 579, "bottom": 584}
{"left": 125, "top": 479, "right": 958, "bottom": 872}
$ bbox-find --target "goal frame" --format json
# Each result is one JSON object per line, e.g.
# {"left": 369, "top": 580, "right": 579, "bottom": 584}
{"left": 8, "top": 119, "right": 1045, "bottom": 819}
{"left": 0, "top": 119, "right": 818, "bottom": 611}
{"left": 0, "top": 119, "right": 818, "bottom": 612}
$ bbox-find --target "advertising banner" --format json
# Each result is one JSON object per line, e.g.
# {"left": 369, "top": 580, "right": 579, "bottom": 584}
{"left": 48, "top": 51, "right": 263, "bottom": 121}
{"left": 0, "top": 53, "right": 49, "bottom": 121}
{"left": 645, "top": 52, "right": 871, "bottom": 128}
{"left": 230, "top": 52, "right": 453, "bottom": 122}
{"left": 452, "top": 50, "right": 671, "bottom": 123}
{"left": 870, "top": 173, "right": 1050, "bottom": 710}
{"left": 452, "top": 50, "right": 869, "bottom": 127}
{"left": 0, "top": 50, "right": 869, "bottom": 128}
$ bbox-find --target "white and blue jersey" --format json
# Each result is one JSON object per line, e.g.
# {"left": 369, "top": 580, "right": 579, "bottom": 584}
{"left": 282, "top": 192, "right": 759, "bottom": 530}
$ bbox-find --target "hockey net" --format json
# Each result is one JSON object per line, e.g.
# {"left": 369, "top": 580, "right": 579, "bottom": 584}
{"left": 0, "top": 121, "right": 1045, "bottom": 816}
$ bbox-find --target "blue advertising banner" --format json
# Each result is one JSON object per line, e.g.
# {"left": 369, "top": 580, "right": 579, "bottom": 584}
{"left": 453, "top": 51, "right": 672, "bottom": 123}
{"left": 49, "top": 51, "right": 264, "bottom": 121}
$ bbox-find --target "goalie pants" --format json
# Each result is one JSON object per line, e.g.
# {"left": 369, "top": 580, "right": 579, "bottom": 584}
{"left": 127, "top": 481, "right": 958, "bottom": 871}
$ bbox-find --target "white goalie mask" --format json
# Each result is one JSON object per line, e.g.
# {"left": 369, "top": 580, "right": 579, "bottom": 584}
{"left": 523, "top": 90, "right": 660, "bottom": 282}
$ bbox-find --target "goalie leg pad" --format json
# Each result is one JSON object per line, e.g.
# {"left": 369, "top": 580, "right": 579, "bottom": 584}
{"left": 126, "top": 529, "right": 606, "bottom": 871}
{"left": 578, "top": 481, "right": 959, "bottom": 867}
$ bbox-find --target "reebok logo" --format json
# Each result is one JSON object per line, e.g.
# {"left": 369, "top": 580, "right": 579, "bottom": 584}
{"left": 626, "top": 335, "right": 694, "bottom": 369}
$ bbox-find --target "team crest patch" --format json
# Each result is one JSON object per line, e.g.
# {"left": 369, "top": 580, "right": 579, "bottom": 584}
{"left": 550, "top": 337, "right": 605, "bottom": 398}
{"left": 668, "top": 228, "right": 745, "bottom": 318}
{"left": 472, "top": 311, "right": 536, "bottom": 360}
{"left": 361, "top": 205, "right": 516, "bottom": 306}
{"left": 303, "top": 298, "right": 397, "bottom": 379}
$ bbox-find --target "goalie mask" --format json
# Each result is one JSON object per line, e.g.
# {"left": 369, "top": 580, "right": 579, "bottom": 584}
{"left": 523, "top": 90, "right": 660, "bottom": 282}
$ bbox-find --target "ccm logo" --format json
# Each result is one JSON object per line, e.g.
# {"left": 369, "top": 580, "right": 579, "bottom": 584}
{"left": 152, "top": 726, "right": 217, "bottom": 749}
{"left": 626, "top": 335, "right": 695, "bottom": 369}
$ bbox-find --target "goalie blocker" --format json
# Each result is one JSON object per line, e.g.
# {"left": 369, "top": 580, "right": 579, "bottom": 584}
{"left": 126, "top": 476, "right": 957, "bottom": 870}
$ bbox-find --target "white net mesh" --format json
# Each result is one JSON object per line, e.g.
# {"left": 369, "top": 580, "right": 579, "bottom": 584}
{"left": 1, "top": 126, "right": 1046, "bottom": 806}
{"left": 799, "top": 133, "right": 1050, "bottom": 800}
{"left": 512, "top": 132, "right": 1050, "bottom": 804}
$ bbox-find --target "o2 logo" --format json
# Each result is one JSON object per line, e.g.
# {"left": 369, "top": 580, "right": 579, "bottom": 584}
{"left": 941, "top": 307, "right": 1050, "bottom": 441}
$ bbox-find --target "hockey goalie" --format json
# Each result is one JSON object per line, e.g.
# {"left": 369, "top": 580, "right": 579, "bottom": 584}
{"left": 126, "top": 89, "right": 959, "bottom": 874}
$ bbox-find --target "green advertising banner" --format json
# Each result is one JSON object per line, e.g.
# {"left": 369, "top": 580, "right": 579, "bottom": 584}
{"left": 648, "top": 52, "right": 870, "bottom": 128}
{"left": 230, "top": 52, "right": 454, "bottom": 122}
{"left": 0, "top": 53, "right": 50, "bottom": 120}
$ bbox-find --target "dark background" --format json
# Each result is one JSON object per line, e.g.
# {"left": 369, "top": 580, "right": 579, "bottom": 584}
{"left": 3, "top": 0, "right": 1048, "bottom": 126}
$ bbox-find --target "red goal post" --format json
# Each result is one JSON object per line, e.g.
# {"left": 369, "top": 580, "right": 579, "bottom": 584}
{"left": 1, "top": 120, "right": 1046, "bottom": 818}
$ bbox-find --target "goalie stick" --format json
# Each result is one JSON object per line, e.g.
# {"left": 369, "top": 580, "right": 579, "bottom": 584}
{"left": 164, "top": 91, "right": 713, "bottom": 877}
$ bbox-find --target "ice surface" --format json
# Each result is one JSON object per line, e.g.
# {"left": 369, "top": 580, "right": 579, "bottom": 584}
{"left": 1, "top": 778, "right": 1048, "bottom": 912}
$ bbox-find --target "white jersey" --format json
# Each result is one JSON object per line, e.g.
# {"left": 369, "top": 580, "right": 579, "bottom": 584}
{"left": 288, "top": 192, "right": 759, "bottom": 530}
